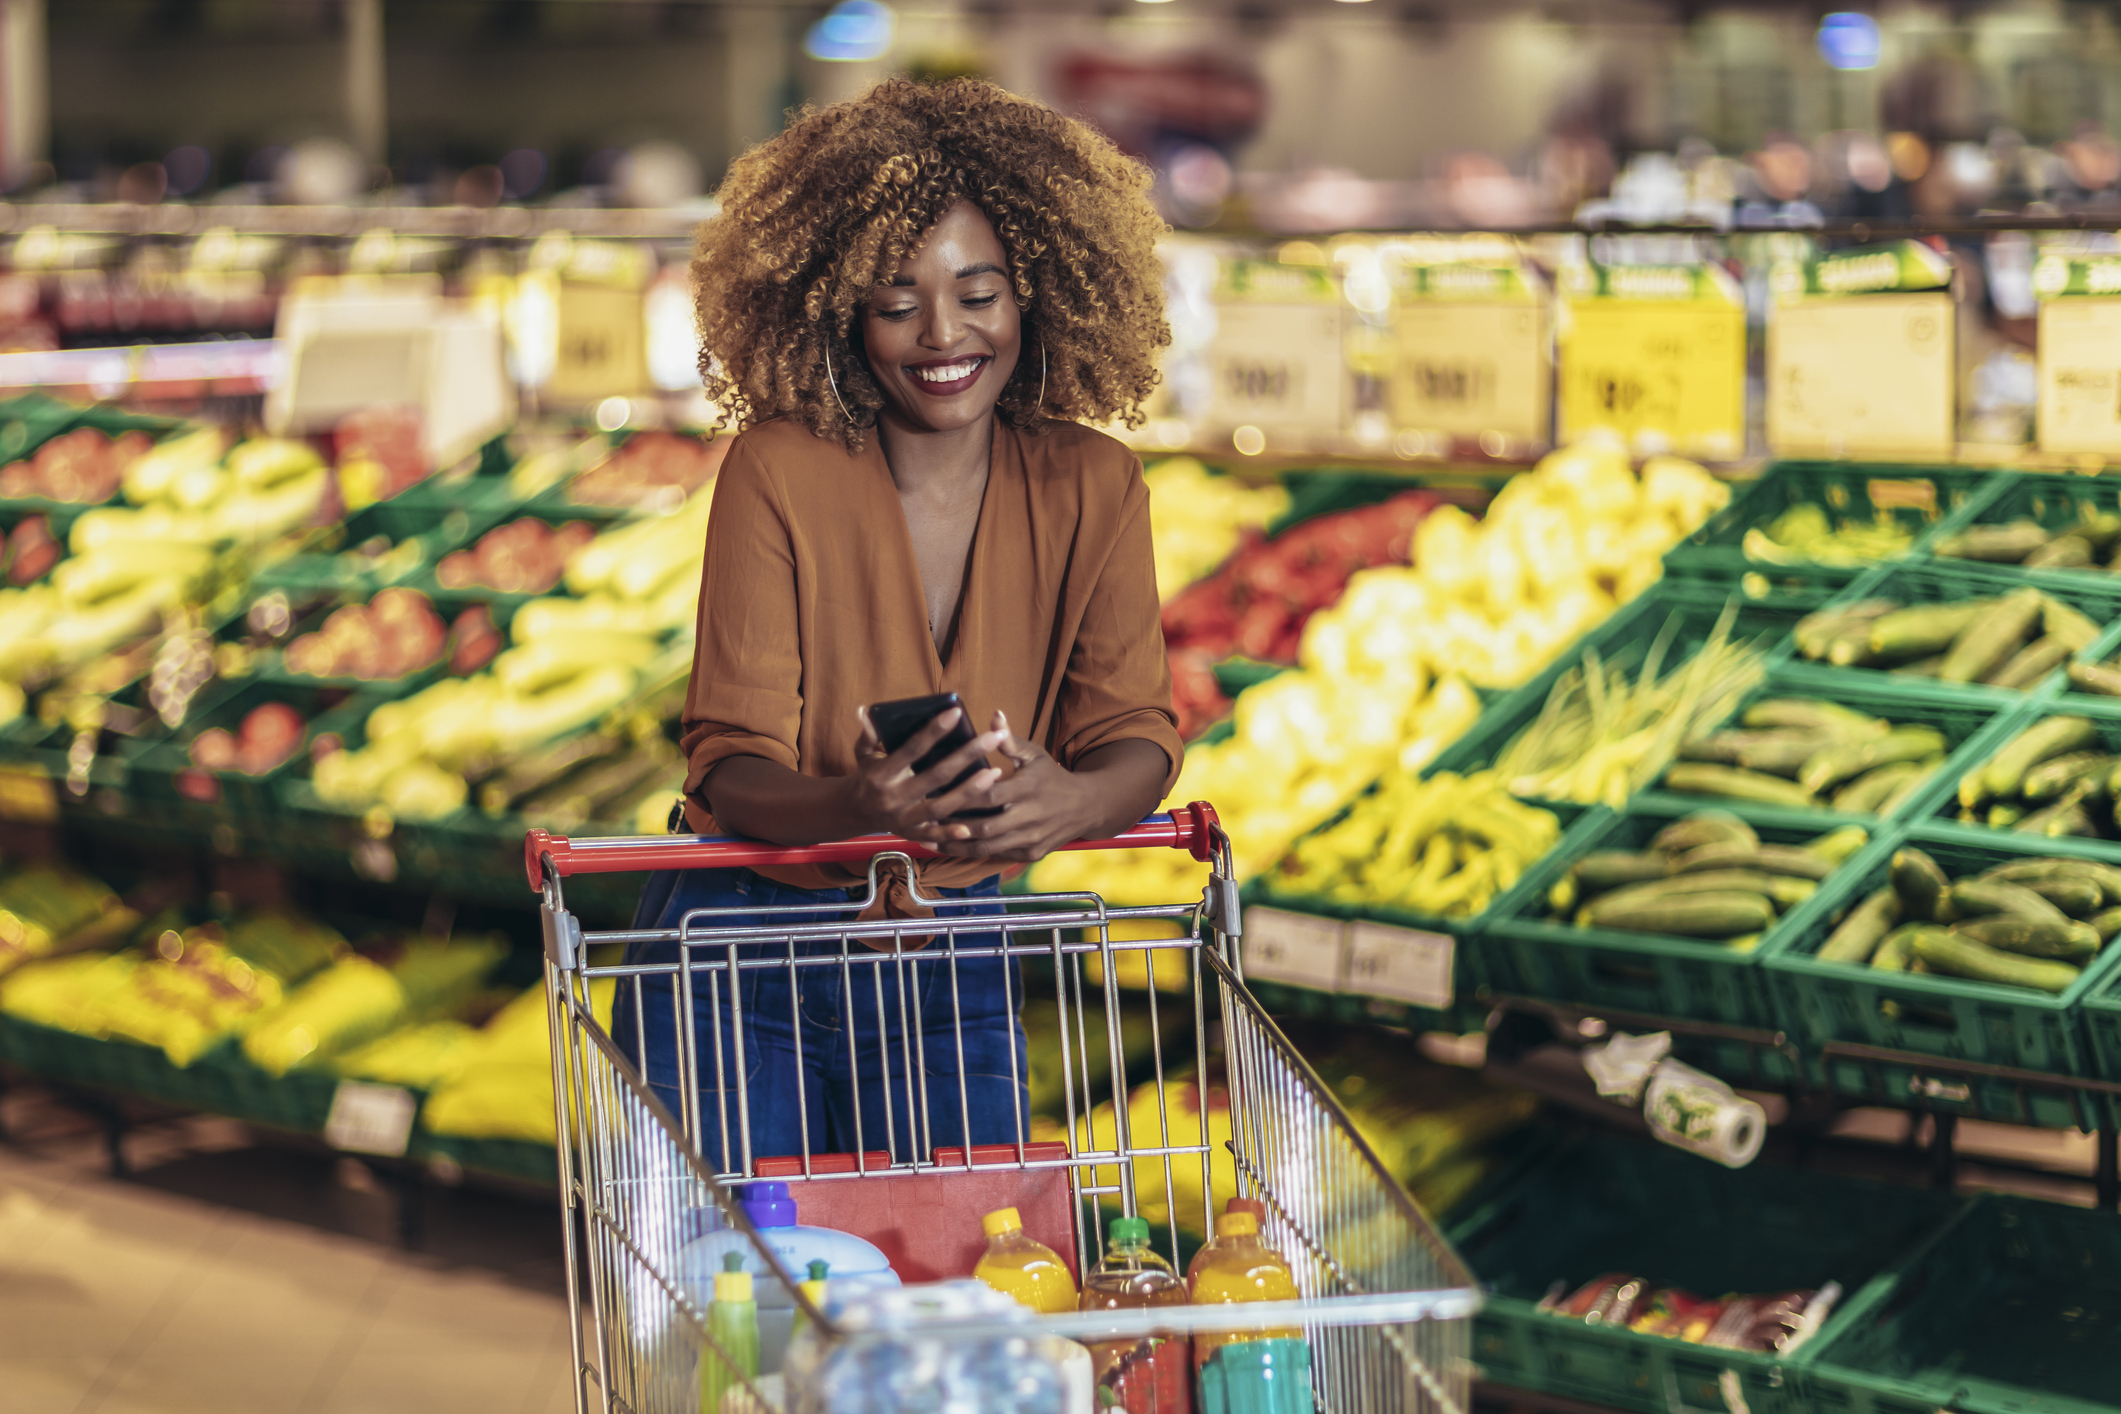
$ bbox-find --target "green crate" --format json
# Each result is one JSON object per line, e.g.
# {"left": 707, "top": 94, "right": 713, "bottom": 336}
{"left": 1910, "top": 694, "right": 2121, "bottom": 846}
{"left": 1477, "top": 798, "right": 1876, "bottom": 1082}
{"left": 252, "top": 494, "right": 504, "bottom": 598}
{"left": 1763, "top": 822, "right": 2121, "bottom": 1129}
{"left": 1804, "top": 1192, "right": 2121, "bottom": 1414}
{"left": 1428, "top": 580, "right": 1835, "bottom": 791}
{"left": 1778, "top": 558, "right": 2121, "bottom": 697}
{"left": 1926, "top": 467, "right": 2121, "bottom": 581}
{"left": 1209, "top": 657, "right": 1287, "bottom": 699}
{"left": 403, "top": 503, "right": 611, "bottom": 627}
{"left": 2074, "top": 954, "right": 2121, "bottom": 1128}
{"left": 1637, "top": 662, "right": 2020, "bottom": 825}
{"left": 1446, "top": 1131, "right": 1969, "bottom": 1414}
{"left": 1265, "top": 466, "right": 1502, "bottom": 537}
{"left": 409, "top": 1132, "right": 557, "bottom": 1187}
{"left": 1664, "top": 461, "right": 2001, "bottom": 588}
{"left": 214, "top": 585, "right": 455, "bottom": 693}
{"left": 127, "top": 679, "right": 385, "bottom": 821}
{"left": 0, "top": 1017, "right": 337, "bottom": 1134}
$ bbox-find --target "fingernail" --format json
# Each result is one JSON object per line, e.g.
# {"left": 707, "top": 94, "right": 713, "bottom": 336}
{"left": 953, "top": 825, "right": 972, "bottom": 839}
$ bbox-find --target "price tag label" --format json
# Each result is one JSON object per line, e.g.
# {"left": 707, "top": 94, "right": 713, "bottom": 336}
{"left": 548, "top": 281, "right": 648, "bottom": 402}
{"left": 1558, "top": 297, "right": 1744, "bottom": 458}
{"left": 1344, "top": 921, "right": 1454, "bottom": 1009}
{"left": 0, "top": 765, "right": 58, "bottom": 822}
{"left": 2038, "top": 297, "right": 2121, "bottom": 456}
{"left": 325, "top": 1080, "right": 418, "bottom": 1157}
{"left": 1390, "top": 302, "right": 1549, "bottom": 442}
{"left": 1242, "top": 907, "right": 1347, "bottom": 993}
{"left": 1206, "top": 302, "right": 1347, "bottom": 441}
{"left": 1767, "top": 292, "right": 1955, "bottom": 458}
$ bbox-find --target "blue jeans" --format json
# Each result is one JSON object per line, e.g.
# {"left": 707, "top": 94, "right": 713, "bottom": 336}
{"left": 611, "top": 866, "right": 1029, "bottom": 1173}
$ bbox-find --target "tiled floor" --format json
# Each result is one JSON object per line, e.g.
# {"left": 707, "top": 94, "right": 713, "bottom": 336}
{"left": 0, "top": 1085, "right": 578, "bottom": 1414}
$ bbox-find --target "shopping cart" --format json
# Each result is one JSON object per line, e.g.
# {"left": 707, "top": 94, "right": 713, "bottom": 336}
{"left": 528, "top": 803, "right": 1480, "bottom": 1414}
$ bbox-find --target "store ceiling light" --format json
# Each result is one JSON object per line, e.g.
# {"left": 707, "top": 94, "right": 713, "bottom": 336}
{"left": 804, "top": 0, "right": 895, "bottom": 61}
{"left": 1816, "top": 12, "right": 1881, "bottom": 71}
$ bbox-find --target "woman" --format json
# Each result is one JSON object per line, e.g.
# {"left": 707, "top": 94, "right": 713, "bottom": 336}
{"left": 615, "top": 78, "right": 1183, "bottom": 1174}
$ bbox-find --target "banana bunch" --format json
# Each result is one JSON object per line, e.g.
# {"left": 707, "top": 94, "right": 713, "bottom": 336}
{"left": 0, "top": 540, "right": 220, "bottom": 702}
{"left": 1273, "top": 770, "right": 1562, "bottom": 917}
{"left": 74, "top": 430, "right": 329, "bottom": 552}
{"left": 558, "top": 489, "right": 712, "bottom": 638}
{"left": 1143, "top": 456, "right": 1289, "bottom": 600}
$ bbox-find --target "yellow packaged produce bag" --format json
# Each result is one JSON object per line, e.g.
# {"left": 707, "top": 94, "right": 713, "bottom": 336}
{"left": 0, "top": 863, "right": 120, "bottom": 971}
{"left": 98, "top": 936, "right": 288, "bottom": 1066}
{"left": 1073, "top": 1079, "right": 1236, "bottom": 1235}
{"left": 332, "top": 1020, "right": 483, "bottom": 1090}
{"left": 0, "top": 951, "right": 140, "bottom": 1033}
{"left": 242, "top": 957, "right": 407, "bottom": 1076}
{"left": 421, "top": 1060, "right": 564, "bottom": 1143}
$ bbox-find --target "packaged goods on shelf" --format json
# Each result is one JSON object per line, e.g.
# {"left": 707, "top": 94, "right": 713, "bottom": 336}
{"left": 0, "top": 862, "right": 122, "bottom": 972}
{"left": 422, "top": 975, "right": 615, "bottom": 1144}
{"left": 240, "top": 933, "right": 507, "bottom": 1075}
{"left": 1142, "top": 456, "right": 1291, "bottom": 602}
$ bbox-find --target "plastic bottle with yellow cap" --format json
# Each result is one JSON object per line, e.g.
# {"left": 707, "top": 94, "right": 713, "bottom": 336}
{"left": 973, "top": 1206, "right": 1079, "bottom": 1314}
{"left": 1188, "top": 1210, "right": 1301, "bottom": 1371}
{"left": 701, "top": 1251, "right": 760, "bottom": 1414}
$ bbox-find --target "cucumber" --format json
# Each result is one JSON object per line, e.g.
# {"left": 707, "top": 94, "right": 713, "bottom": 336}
{"left": 1818, "top": 885, "right": 1901, "bottom": 964}
{"left": 1937, "top": 586, "right": 2043, "bottom": 685}
{"left": 1909, "top": 930, "right": 2082, "bottom": 993}
{"left": 2024, "top": 534, "right": 2093, "bottom": 570}
{"left": 1868, "top": 601, "right": 1993, "bottom": 660}
{"left": 2017, "top": 875, "right": 2105, "bottom": 919}
{"left": 1587, "top": 870, "right": 1797, "bottom": 913}
{"left": 1889, "top": 654, "right": 1946, "bottom": 678}
{"left": 1733, "top": 732, "right": 1843, "bottom": 778}
{"left": 1982, "top": 716, "right": 2100, "bottom": 800}
{"left": 2067, "top": 662, "right": 2121, "bottom": 697}
{"left": 1661, "top": 762, "right": 1816, "bottom": 809}
{"left": 1582, "top": 890, "right": 1777, "bottom": 938}
{"left": 1797, "top": 727, "right": 1950, "bottom": 796}
{"left": 1674, "top": 841, "right": 1836, "bottom": 880}
{"left": 2079, "top": 511, "right": 2121, "bottom": 555}
{"left": 1795, "top": 601, "right": 1896, "bottom": 660}
{"left": 2020, "top": 752, "right": 2113, "bottom": 802}
{"left": 1985, "top": 635, "right": 2071, "bottom": 692}
{"left": 1828, "top": 631, "right": 1880, "bottom": 667}
{"left": 1933, "top": 520, "right": 2049, "bottom": 563}
{"left": 1830, "top": 761, "right": 1925, "bottom": 814}
{"left": 1989, "top": 803, "right": 2027, "bottom": 828}
{"left": 1888, "top": 847, "right": 1949, "bottom": 921}
{"left": 2091, "top": 906, "right": 2121, "bottom": 943}
{"left": 1740, "top": 699, "right": 1889, "bottom": 736}
{"left": 1939, "top": 877, "right": 2070, "bottom": 926}
{"left": 2014, "top": 782, "right": 2097, "bottom": 837}
{"left": 2040, "top": 596, "right": 2103, "bottom": 652}
{"left": 1984, "top": 855, "right": 2121, "bottom": 903}
{"left": 1877, "top": 763, "right": 1941, "bottom": 816}
{"left": 1871, "top": 923, "right": 1935, "bottom": 971}
{"left": 1802, "top": 824, "right": 1872, "bottom": 866}
{"left": 1572, "top": 850, "right": 1673, "bottom": 892}
{"left": 1951, "top": 915, "right": 2101, "bottom": 963}
{"left": 1651, "top": 811, "right": 1758, "bottom": 854}
{"left": 1767, "top": 877, "right": 1819, "bottom": 909}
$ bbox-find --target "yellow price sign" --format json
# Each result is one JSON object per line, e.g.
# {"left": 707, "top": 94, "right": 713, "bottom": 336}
{"left": 1390, "top": 301, "right": 1549, "bottom": 443}
{"left": 1558, "top": 297, "right": 1744, "bottom": 459}
{"left": 546, "top": 280, "right": 649, "bottom": 404}
{"left": 1767, "top": 292, "right": 1954, "bottom": 459}
{"left": 2038, "top": 297, "right": 2121, "bottom": 456}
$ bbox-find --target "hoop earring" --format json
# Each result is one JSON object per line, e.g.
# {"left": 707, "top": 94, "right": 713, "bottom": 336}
{"left": 823, "top": 338, "right": 855, "bottom": 427}
{"left": 1037, "top": 341, "right": 1047, "bottom": 412}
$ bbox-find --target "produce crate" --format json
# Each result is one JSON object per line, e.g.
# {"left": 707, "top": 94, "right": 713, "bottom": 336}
{"left": 1445, "top": 1131, "right": 1968, "bottom": 1414}
{"left": 1762, "top": 823, "right": 2121, "bottom": 1129}
{"left": 2075, "top": 957, "right": 2121, "bottom": 1128}
{"left": 1427, "top": 579, "right": 1833, "bottom": 793}
{"left": 252, "top": 493, "right": 502, "bottom": 598}
{"left": 1636, "top": 662, "right": 2020, "bottom": 825}
{"left": 405, "top": 504, "right": 613, "bottom": 628}
{"left": 127, "top": 679, "right": 386, "bottom": 822}
{"left": 1802, "top": 1192, "right": 2121, "bottom": 1414}
{"left": 212, "top": 585, "right": 458, "bottom": 693}
{"left": 1925, "top": 467, "right": 2121, "bottom": 582}
{"left": 1663, "top": 461, "right": 2000, "bottom": 589}
{"left": 1477, "top": 798, "right": 1875, "bottom": 1084}
{"left": 1910, "top": 693, "right": 2121, "bottom": 845}
{"left": 0, "top": 1017, "right": 339, "bottom": 1135}
{"left": 1776, "top": 558, "right": 2121, "bottom": 698}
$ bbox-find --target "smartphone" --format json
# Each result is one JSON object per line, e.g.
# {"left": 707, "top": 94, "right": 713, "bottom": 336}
{"left": 866, "top": 691, "right": 1002, "bottom": 818}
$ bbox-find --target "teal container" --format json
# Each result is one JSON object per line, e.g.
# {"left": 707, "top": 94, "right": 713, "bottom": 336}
{"left": 1199, "top": 1338, "right": 1312, "bottom": 1414}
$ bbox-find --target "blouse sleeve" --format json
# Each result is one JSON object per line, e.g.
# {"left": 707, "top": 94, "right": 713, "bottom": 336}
{"left": 1050, "top": 460, "right": 1184, "bottom": 797}
{"left": 679, "top": 437, "right": 803, "bottom": 802}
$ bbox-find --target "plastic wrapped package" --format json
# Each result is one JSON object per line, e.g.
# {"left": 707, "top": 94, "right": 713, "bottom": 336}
{"left": 420, "top": 976, "right": 614, "bottom": 1143}
{"left": 331, "top": 1020, "right": 483, "bottom": 1089}
{"left": 0, "top": 863, "right": 120, "bottom": 970}
{"left": 243, "top": 934, "right": 508, "bottom": 1075}
{"left": 0, "top": 951, "right": 141, "bottom": 1032}
{"left": 1539, "top": 1273, "right": 1841, "bottom": 1354}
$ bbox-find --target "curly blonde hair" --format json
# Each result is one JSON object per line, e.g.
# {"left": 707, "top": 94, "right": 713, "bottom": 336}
{"left": 693, "top": 78, "right": 1171, "bottom": 451}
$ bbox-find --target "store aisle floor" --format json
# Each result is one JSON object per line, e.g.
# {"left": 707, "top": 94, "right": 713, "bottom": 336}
{"left": 0, "top": 1086, "right": 577, "bottom": 1414}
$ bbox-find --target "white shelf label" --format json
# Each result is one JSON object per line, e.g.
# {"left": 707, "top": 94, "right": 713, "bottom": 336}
{"left": 2038, "top": 297, "right": 2121, "bottom": 455}
{"left": 1767, "top": 292, "right": 1955, "bottom": 458}
{"left": 1345, "top": 921, "right": 1455, "bottom": 1009}
{"left": 1243, "top": 908, "right": 1347, "bottom": 993}
{"left": 1207, "top": 302, "right": 1348, "bottom": 438}
{"left": 326, "top": 1081, "right": 417, "bottom": 1157}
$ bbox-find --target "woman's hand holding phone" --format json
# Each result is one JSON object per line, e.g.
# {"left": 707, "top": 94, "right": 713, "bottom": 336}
{"left": 848, "top": 704, "right": 1006, "bottom": 838}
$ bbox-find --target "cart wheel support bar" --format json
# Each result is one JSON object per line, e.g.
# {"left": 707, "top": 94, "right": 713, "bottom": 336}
{"left": 524, "top": 801, "right": 1222, "bottom": 890}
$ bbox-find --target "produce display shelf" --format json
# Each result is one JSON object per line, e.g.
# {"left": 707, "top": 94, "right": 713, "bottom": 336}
{"left": 251, "top": 493, "right": 503, "bottom": 598}
{"left": 1906, "top": 693, "right": 2121, "bottom": 845}
{"left": 401, "top": 501, "right": 613, "bottom": 627}
{"left": 126, "top": 680, "right": 392, "bottom": 820}
{"left": 1802, "top": 1192, "right": 2121, "bottom": 1414}
{"left": 1476, "top": 797, "right": 1874, "bottom": 1083}
{"left": 1264, "top": 464, "right": 1502, "bottom": 536}
{"left": 1777, "top": 557, "right": 2121, "bottom": 699}
{"left": 1445, "top": 1130, "right": 1970, "bottom": 1414}
{"left": 1662, "top": 460, "right": 2001, "bottom": 590}
{"left": 1635, "top": 662, "right": 2022, "bottom": 826}
{"left": 2076, "top": 957, "right": 2121, "bottom": 1128}
{"left": 1763, "top": 823, "right": 2121, "bottom": 1130}
{"left": 1924, "top": 467, "right": 2121, "bottom": 587}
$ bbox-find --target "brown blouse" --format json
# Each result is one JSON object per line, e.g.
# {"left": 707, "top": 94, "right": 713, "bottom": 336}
{"left": 679, "top": 416, "right": 1183, "bottom": 891}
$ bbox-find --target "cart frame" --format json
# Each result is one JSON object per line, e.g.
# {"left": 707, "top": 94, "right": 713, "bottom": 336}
{"left": 530, "top": 804, "right": 1480, "bottom": 1414}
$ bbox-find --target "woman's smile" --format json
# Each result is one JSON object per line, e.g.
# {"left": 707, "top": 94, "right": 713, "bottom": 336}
{"left": 905, "top": 354, "right": 991, "bottom": 396}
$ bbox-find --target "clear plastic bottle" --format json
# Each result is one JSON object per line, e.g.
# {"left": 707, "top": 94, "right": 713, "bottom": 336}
{"left": 974, "top": 1206, "right": 1080, "bottom": 1314}
{"left": 702, "top": 1252, "right": 759, "bottom": 1414}
{"left": 1184, "top": 1198, "right": 1267, "bottom": 1284}
{"left": 1188, "top": 1210, "right": 1301, "bottom": 1375}
{"left": 1078, "top": 1215, "right": 1193, "bottom": 1414}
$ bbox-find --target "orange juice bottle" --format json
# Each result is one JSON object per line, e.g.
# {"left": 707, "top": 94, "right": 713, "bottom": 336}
{"left": 973, "top": 1207, "right": 1079, "bottom": 1314}
{"left": 1185, "top": 1198, "right": 1267, "bottom": 1283}
{"left": 1189, "top": 1210, "right": 1301, "bottom": 1374}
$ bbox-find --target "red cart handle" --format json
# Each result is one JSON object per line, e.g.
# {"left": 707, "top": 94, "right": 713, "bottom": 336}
{"left": 525, "top": 800, "right": 1222, "bottom": 892}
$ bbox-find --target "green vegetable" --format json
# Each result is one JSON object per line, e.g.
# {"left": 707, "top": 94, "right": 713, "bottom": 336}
{"left": 1662, "top": 762, "right": 1816, "bottom": 808}
{"left": 1888, "top": 847, "right": 1949, "bottom": 921}
{"left": 1830, "top": 762, "right": 1925, "bottom": 814}
{"left": 1937, "top": 587, "right": 2043, "bottom": 685}
{"left": 1938, "top": 877, "right": 2068, "bottom": 927}
{"left": 1870, "top": 923, "right": 1933, "bottom": 971}
{"left": 1740, "top": 698, "right": 1889, "bottom": 736}
{"left": 1674, "top": 841, "right": 1835, "bottom": 880}
{"left": 1803, "top": 824, "right": 1871, "bottom": 865}
{"left": 2016, "top": 875, "right": 2105, "bottom": 919}
{"left": 1797, "top": 727, "right": 1949, "bottom": 796}
{"left": 1951, "top": 914, "right": 2101, "bottom": 963}
{"left": 2067, "top": 662, "right": 2121, "bottom": 697}
{"left": 2021, "top": 752, "right": 2113, "bottom": 802}
{"left": 2040, "top": 596, "right": 2103, "bottom": 652}
{"left": 1868, "top": 601, "right": 1993, "bottom": 660}
{"left": 1818, "top": 886, "right": 1901, "bottom": 964}
{"left": 2090, "top": 906, "right": 2121, "bottom": 943}
{"left": 1572, "top": 850, "right": 1672, "bottom": 892}
{"left": 1909, "top": 930, "right": 2081, "bottom": 993}
{"left": 1650, "top": 811, "right": 1757, "bottom": 854}
{"left": 1986, "top": 635, "right": 2071, "bottom": 692}
{"left": 2015, "top": 782, "right": 2098, "bottom": 837}
{"left": 1582, "top": 890, "right": 1777, "bottom": 938}
{"left": 1933, "top": 520, "right": 2050, "bottom": 563}
{"left": 1982, "top": 717, "right": 2100, "bottom": 800}
{"left": 1795, "top": 601, "right": 1895, "bottom": 659}
{"left": 2024, "top": 534, "right": 2093, "bottom": 570}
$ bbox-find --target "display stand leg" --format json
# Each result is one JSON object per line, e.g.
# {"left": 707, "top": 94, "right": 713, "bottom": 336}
{"left": 1930, "top": 1112, "right": 1958, "bottom": 1190}
{"left": 2097, "top": 1128, "right": 2118, "bottom": 1212}
{"left": 392, "top": 1164, "right": 426, "bottom": 1249}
